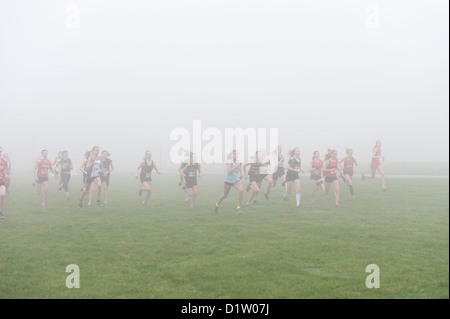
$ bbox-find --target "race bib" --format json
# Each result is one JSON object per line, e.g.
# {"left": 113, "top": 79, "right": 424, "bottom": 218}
{"left": 189, "top": 171, "right": 196, "bottom": 177}
{"left": 93, "top": 166, "right": 100, "bottom": 172}
{"left": 314, "top": 169, "right": 320, "bottom": 175}
{"left": 146, "top": 173, "right": 152, "bottom": 178}
{"left": 41, "top": 168, "right": 48, "bottom": 174}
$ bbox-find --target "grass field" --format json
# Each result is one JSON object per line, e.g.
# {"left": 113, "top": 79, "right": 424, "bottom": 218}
{"left": 0, "top": 171, "right": 448, "bottom": 299}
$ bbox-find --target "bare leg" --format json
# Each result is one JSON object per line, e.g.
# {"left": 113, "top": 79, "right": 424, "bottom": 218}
{"left": 217, "top": 184, "right": 232, "bottom": 206}
{"left": 43, "top": 181, "right": 49, "bottom": 206}
{"left": 102, "top": 182, "right": 108, "bottom": 203}
{"left": 0, "top": 185, "right": 5, "bottom": 213}
{"left": 247, "top": 182, "right": 259, "bottom": 206}
{"left": 295, "top": 179, "right": 301, "bottom": 207}
{"left": 233, "top": 182, "right": 244, "bottom": 208}
{"left": 377, "top": 165, "right": 386, "bottom": 190}
{"left": 142, "top": 181, "right": 152, "bottom": 204}
{"left": 311, "top": 180, "right": 317, "bottom": 200}
{"left": 333, "top": 180, "right": 340, "bottom": 206}
{"left": 190, "top": 185, "right": 197, "bottom": 208}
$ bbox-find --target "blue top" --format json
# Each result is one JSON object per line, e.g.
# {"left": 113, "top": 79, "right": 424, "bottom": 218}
{"left": 224, "top": 162, "right": 241, "bottom": 184}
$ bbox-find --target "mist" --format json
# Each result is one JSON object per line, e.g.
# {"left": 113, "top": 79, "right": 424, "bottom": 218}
{"left": 1, "top": 0, "right": 448, "bottom": 173}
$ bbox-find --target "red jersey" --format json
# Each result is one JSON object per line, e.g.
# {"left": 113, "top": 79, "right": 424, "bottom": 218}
{"left": 311, "top": 159, "right": 323, "bottom": 177}
{"left": 371, "top": 148, "right": 381, "bottom": 169}
{"left": 325, "top": 158, "right": 338, "bottom": 177}
{"left": 37, "top": 159, "right": 51, "bottom": 178}
{"left": 0, "top": 158, "right": 6, "bottom": 184}
{"left": 343, "top": 156, "right": 355, "bottom": 173}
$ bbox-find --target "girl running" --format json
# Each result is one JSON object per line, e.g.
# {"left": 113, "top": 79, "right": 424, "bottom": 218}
{"left": 79, "top": 152, "right": 89, "bottom": 193}
{"left": 53, "top": 151, "right": 63, "bottom": 194}
{"left": 257, "top": 149, "right": 274, "bottom": 201}
{"left": 323, "top": 149, "right": 341, "bottom": 207}
{"left": 178, "top": 155, "right": 190, "bottom": 204}
{"left": 135, "top": 150, "right": 162, "bottom": 206}
{"left": 0, "top": 147, "right": 9, "bottom": 219}
{"left": 33, "top": 150, "right": 56, "bottom": 208}
{"left": 243, "top": 151, "right": 261, "bottom": 207}
{"left": 265, "top": 146, "right": 287, "bottom": 200}
{"left": 100, "top": 150, "right": 114, "bottom": 205}
{"left": 3, "top": 152, "right": 11, "bottom": 194}
{"left": 309, "top": 151, "right": 325, "bottom": 201}
{"left": 362, "top": 140, "right": 386, "bottom": 190}
{"left": 340, "top": 148, "right": 358, "bottom": 198}
{"left": 79, "top": 146, "right": 104, "bottom": 208}
{"left": 181, "top": 152, "right": 202, "bottom": 208}
{"left": 214, "top": 150, "right": 244, "bottom": 215}
{"left": 285, "top": 147, "right": 303, "bottom": 208}
{"left": 56, "top": 150, "right": 73, "bottom": 200}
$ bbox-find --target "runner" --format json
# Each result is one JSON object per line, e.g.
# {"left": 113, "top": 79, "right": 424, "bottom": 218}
{"left": 309, "top": 151, "right": 325, "bottom": 201}
{"left": 180, "top": 152, "right": 202, "bottom": 208}
{"left": 79, "top": 146, "right": 104, "bottom": 208}
{"left": 243, "top": 151, "right": 261, "bottom": 207}
{"left": 362, "top": 140, "right": 386, "bottom": 191}
{"left": 3, "top": 152, "right": 11, "bottom": 194}
{"left": 285, "top": 147, "right": 303, "bottom": 208}
{"left": 53, "top": 151, "right": 63, "bottom": 194}
{"left": 340, "top": 148, "right": 358, "bottom": 198}
{"left": 214, "top": 150, "right": 244, "bottom": 215}
{"left": 100, "top": 150, "right": 114, "bottom": 205}
{"left": 323, "top": 149, "right": 341, "bottom": 207}
{"left": 56, "top": 150, "right": 73, "bottom": 201}
{"left": 33, "top": 150, "right": 56, "bottom": 208}
{"left": 135, "top": 150, "right": 162, "bottom": 206}
{"left": 265, "top": 146, "right": 287, "bottom": 200}
{"left": 0, "top": 147, "right": 9, "bottom": 219}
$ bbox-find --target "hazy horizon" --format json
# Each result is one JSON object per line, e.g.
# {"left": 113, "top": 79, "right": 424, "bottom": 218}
{"left": 1, "top": 0, "right": 448, "bottom": 172}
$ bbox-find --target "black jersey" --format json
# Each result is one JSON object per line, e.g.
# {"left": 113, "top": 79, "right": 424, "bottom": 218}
{"left": 61, "top": 159, "right": 71, "bottom": 173}
{"left": 248, "top": 162, "right": 260, "bottom": 175}
{"left": 102, "top": 158, "right": 112, "bottom": 175}
{"left": 186, "top": 163, "right": 199, "bottom": 178}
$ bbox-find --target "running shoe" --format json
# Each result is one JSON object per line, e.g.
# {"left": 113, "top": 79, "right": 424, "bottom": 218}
{"left": 78, "top": 199, "right": 83, "bottom": 208}
{"left": 97, "top": 200, "right": 104, "bottom": 207}
{"left": 264, "top": 193, "right": 269, "bottom": 200}
{"left": 0, "top": 212, "right": 5, "bottom": 219}
{"left": 236, "top": 207, "right": 243, "bottom": 215}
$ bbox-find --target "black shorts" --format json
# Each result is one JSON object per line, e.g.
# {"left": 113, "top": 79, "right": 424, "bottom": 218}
{"left": 100, "top": 174, "right": 110, "bottom": 186}
{"left": 140, "top": 175, "right": 152, "bottom": 184}
{"left": 344, "top": 171, "right": 354, "bottom": 177}
{"left": 249, "top": 173, "right": 259, "bottom": 183}
{"left": 310, "top": 175, "right": 322, "bottom": 181}
{"left": 257, "top": 174, "right": 268, "bottom": 184}
{"left": 286, "top": 171, "right": 299, "bottom": 182}
{"left": 36, "top": 177, "right": 49, "bottom": 184}
{"left": 0, "top": 182, "right": 5, "bottom": 187}
{"left": 272, "top": 167, "right": 285, "bottom": 180}
{"left": 185, "top": 177, "right": 197, "bottom": 189}
{"left": 86, "top": 176, "right": 100, "bottom": 185}
{"left": 325, "top": 176, "right": 338, "bottom": 183}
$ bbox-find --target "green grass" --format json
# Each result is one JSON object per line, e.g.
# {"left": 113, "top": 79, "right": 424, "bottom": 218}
{"left": 0, "top": 172, "right": 448, "bottom": 299}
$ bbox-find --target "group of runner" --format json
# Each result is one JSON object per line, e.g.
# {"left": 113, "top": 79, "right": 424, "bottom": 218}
{"left": 0, "top": 140, "right": 386, "bottom": 218}
{"left": 212, "top": 141, "right": 386, "bottom": 214}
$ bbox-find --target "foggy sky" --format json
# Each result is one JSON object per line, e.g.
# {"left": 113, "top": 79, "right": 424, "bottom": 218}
{"left": 0, "top": 0, "right": 448, "bottom": 172}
